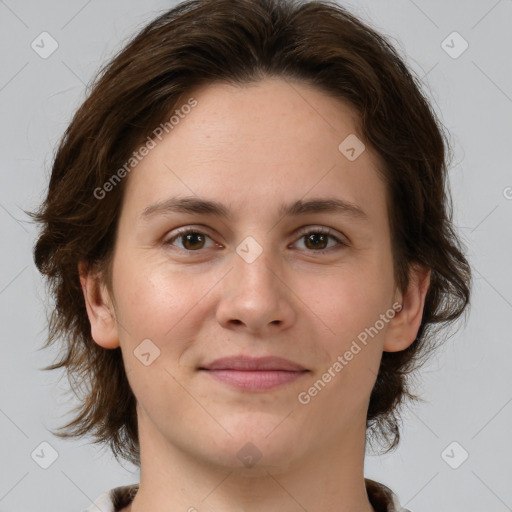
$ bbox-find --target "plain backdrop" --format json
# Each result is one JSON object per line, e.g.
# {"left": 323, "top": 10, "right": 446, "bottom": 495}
{"left": 0, "top": 1, "right": 511, "bottom": 511}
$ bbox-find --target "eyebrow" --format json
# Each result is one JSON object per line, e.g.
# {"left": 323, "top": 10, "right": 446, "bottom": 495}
{"left": 140, "top": 196, "right": 368, "bottom": 222}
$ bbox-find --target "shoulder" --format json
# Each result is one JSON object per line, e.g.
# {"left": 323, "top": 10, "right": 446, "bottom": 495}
{"left": 86, "top": 480, "right": 408, "bottom": 512}
{"left": 365, "top": 478, "right": 412, "bottom": 512}
{"left": 82, "top": 483, "right": 139, "bottom": 512}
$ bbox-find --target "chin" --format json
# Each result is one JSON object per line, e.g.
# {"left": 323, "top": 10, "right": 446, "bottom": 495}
{"left": 199, "top": 422, "right": 304, "bottom": 474}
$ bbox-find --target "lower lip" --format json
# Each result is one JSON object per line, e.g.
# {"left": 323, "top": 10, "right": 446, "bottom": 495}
{"left": 200, "top": 369, "right": 308, "bottom": 391}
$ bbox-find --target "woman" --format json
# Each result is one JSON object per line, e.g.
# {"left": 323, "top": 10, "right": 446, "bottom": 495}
{"left": 31, "top": 0, "right": 471, "bottom": 510}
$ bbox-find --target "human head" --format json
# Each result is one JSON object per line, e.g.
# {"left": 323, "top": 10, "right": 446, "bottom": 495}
{"left": 31, "top": 0, "right": 471, "bottom": 467}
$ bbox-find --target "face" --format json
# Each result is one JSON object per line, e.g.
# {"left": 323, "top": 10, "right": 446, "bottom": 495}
{"left": 84, "top": 77, "right": 427, "bottom": 473}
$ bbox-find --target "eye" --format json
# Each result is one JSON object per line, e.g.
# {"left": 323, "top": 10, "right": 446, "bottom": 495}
{"left": 164, "top": 228, "right": 218, "bottom": 251}
{"left": 163, "top": 226, "right": 348, "bottom": 254}
{"left": 292, "top": 227, "right": 347, "bottom": 254}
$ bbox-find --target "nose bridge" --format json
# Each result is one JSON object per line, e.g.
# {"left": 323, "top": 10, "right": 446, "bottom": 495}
{"left": 231, "top": 239, "right": 281, "bottom": 303}
{"left": 216, "top": 236, "right": 295, "bottom": 331}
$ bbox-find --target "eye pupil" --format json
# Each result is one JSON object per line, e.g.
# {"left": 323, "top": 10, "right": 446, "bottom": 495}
{"left": 169, "top": 229, "right": 341, "bottom": 253}
{"left": 183, "top": 232, "right": 205, "bottom": 250}
{"left": 305, "top": 233, "right": 328, "bottom": 250}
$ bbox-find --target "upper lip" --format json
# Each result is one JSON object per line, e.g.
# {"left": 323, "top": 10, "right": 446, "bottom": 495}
{"left": 199, "top": 356, "right": 308, "bottom": 371}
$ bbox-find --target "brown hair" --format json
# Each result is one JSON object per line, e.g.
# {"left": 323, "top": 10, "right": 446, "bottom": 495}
{"left": 29, "top": 0, "right": 471, "bottom": 467}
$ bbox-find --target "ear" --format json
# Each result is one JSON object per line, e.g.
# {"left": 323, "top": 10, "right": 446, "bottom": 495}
{"left": 78, "top": 261, "right": 120, "bottom": 349}
{"left": 383, "top": 264, "right": 431, "bottom": 352}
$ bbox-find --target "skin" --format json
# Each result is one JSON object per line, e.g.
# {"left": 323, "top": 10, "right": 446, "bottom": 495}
{"left": 80, "top": 77, "right": 430, "bottom": 512}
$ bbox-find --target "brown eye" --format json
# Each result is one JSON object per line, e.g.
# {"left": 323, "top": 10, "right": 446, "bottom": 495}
{"left": 293, "top": 227, "right": 347, "bottom": 254}
{"left": 303, "top": 232, "right": 330, "bottom": 251}
{"left": 165, "top": 229, "right": 215, "bottom": 251}
{"left": 180, "top": 232, "right": 206, "bottom": 250}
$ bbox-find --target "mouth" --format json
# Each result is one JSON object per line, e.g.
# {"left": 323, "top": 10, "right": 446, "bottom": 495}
{"left": 198, "top": 355, "right": 310, "bottom": 392}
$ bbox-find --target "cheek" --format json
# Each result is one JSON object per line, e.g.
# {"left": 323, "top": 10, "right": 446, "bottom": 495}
{"left": 113, "top": 261, "right": 207, "bottom": 411}
{"left": 299, "top": 273, "right": 390, "bottom": 413}
{"left": 305, "top": 259, "right": 395, "bottom": 399}
{"left": 309, "top": 265, "right": 392, "bottom": 339}
{"left": 112, "top": 252, "right": 208, "bottom": 349}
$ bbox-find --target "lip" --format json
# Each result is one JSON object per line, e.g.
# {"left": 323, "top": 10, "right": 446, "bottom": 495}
{"left": 199, "top": 356, "right": 307, "bottom": 371}
{"left": 198, "top": 356, "right": 309, "bottom": 392}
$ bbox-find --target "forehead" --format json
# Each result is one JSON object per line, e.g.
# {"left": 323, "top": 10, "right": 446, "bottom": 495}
{"left": 121, "top": 78, "right": 388, "bottom": 224}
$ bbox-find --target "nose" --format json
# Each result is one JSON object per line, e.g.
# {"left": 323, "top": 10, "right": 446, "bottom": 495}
{"left": 215, "top": 248, "right": 297, "bottom": 335}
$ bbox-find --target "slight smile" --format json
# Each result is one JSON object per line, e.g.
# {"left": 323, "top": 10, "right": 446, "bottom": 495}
{"left": 198, "top": 355, "right": 311, "bottom": 392}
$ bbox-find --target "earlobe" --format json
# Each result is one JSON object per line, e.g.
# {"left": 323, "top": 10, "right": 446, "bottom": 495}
{"left": 78, "top": 261, "right": 120, "bottom": 349}
{"left": 383, "top": 265, "right": 431, "bottom": 352}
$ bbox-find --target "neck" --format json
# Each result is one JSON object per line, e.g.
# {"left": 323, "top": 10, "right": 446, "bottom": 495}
{"left": 128, "top": 411, "right": 375, "bottom": 512}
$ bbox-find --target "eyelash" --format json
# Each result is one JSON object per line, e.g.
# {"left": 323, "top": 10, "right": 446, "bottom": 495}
{"left": 163, "top": 226, "right": 348, "bottom": 255}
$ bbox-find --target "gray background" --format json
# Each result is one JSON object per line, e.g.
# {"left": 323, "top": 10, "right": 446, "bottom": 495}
{"left": 0, "top": 0, "right": 511, "bottom": 511}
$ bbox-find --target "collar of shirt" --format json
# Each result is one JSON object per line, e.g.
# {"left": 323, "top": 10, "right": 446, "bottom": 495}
{"left": 83, "top": 478, "right": 411, "bottom": 512}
